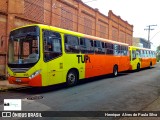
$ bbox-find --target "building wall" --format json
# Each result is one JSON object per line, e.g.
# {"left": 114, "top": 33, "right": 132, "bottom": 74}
{"left": 132, "top": 37, "right": 140, "bottom": 47}
{"left": 0, "top": 0, "right": 133, "bottom": 75}
{"left": 140, "top": 38, "right": 150, "bottom": 49}
{"left": 133, "top": 37, "right": 150, "bottom": 49}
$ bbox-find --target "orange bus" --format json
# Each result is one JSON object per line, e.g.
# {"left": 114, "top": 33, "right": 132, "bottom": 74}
{"left": 129, "top": 46, "right": 156, "bottom": 71}
{"left": 7, "top": 24, "right": 130, "bottom": 87}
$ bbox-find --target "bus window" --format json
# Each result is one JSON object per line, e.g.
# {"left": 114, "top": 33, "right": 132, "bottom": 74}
{"left": 114, "top": 44, "right": 119, "bottom": 55}
{"left": 152, "top": 51, "right": 154, "bottom": 57}
{"left": 119, "top": 46, "right": 122, "bottom": 55}
{"left": 86, "top": 38, "right": 94, "bottom": 54}
{"left": 148, "top": 51, "right": 150, "bottom": 57}
{"left": 106, "top": 42, "right": 113, "bottom": 54}
{"left": 149, "top": 51, "right": 151, "bottom": 57}
{"left": 65, "top": 35, "right": 79, "bottom": 53}
{"left": 150, "top": 51, "right": 152, "bottom": 57}
{"left": 132, "top": 50, "right": 136, "bottom": 60}
{"left": 136, "top": 50, "right": 140, "bottom": 58}
{"left": 140, "top": 50, "right": 143, "bottom": 57}
{"left": 80, "top": 38, "right": 86, "bottom": 53}
{"left": 123, "top": 46, "right": 127, "bottom": 56}
{"left": 105, "top": 43, "right": 109, "bottom": 54}
{"left": 122, "top": 46, "right": 125, "bottom": 56}
{"left": 153, "top": 51, "right": 156, "bottom": 57}
{"left": 120, "top": 46, "right": 124, "bottom": 55}
{"left": 43, "top": 30, "right": 62, "bottom": 61}
{"left": 94, "top": 40, "right": 105, "bottom": 54}
{"left": 146, "top": 50, "right": 148, "bottom": 57}
{"left": 126, "top": 46, "right": 129, "bottom": 56}
{"left": 101, "top": 42, "right": 106, "bottom": 54}
{"left": 80, "top": 38, "right": 94, "bottom": 54}
{"left": 121, "top": 45, "right": 128, "bottom": 56}
{"left": 144, "top": 50, "right": 146, "bottom": 57}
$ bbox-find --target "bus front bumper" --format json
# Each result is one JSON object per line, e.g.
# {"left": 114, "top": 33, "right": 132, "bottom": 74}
{"left": 8, "top": 74, "right": 42, "bottom": 87}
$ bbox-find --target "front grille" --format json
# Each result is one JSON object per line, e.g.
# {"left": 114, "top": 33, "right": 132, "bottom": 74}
{"left": 10, "top": 68, "right": 29, "bottom": 73}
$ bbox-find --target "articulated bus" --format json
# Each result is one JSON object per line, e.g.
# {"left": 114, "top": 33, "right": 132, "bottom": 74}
{"left": 129, "top": 46, "right": 156, "bottom": 71}
{"left": 7, "top": 24, "right": 130, "bottom": 87}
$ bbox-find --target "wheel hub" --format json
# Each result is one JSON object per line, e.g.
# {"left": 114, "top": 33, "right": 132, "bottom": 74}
{"left": 68, "top": 73, "right": 75, "bottom": 84}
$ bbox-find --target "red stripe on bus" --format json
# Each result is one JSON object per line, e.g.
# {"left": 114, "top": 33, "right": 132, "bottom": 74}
{"left": 8, "top": 74, "right": 42, "bottom": 87}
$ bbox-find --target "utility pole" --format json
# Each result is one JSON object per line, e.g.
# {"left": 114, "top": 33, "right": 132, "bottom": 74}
{"left": 144, "top": 25, "right": 157, "bottom": 48}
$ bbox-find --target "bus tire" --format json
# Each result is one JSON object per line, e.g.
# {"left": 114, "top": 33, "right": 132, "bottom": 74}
{"left": 137, "top": 63, "right": 140, "bottom": 71}
{"left": 113, "top": 65, "right": 118, "bottom": 77}
{"left": 149, "top": 62, "right": 152, "bottom": 69}
{"left": 66, "top": 70, "right": 78, "bottom": 87}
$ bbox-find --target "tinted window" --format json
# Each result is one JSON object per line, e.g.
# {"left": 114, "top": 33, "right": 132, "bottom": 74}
{"left": 136, "top": 50, "right": 140, "bottom": 58}
{"left": 43, "top": 30, "right": 62, "bottom": 62}
{"left": 106, "top": 43, "right": 113, "bottom": 54}
{"left": 94, "top": 40, "right": 105, "bottom": 54}
{"left": 65, "top": 35, "right": 79, "bottom": 53}
{"left": 80, "top": 38, "right": 94, "bottom": 54}
{"left": 120, "top": 46, "right": 128, "bottom": 56}
{"left": 114, "top": 44, "right": 119, "bottom": 55}
{"left": 132, "top": 50, "right": 136, "bottom": 60}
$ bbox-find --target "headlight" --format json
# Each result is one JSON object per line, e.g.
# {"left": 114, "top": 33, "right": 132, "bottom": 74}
{"left": 29, "top": 70, "right": 41, "bottom": 79}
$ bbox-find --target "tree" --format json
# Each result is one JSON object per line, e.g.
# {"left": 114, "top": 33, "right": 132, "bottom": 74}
{"left": 156, "top": 45, "right": 160, "bottom": 62}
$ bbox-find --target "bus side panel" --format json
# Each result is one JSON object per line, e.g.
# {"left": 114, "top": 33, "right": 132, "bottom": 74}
{"left": 41, "top": 57, "right": 64, "bottom": 86}
{"left": 131, "top": 58, "right": 141, "bottom": 70}
{"left": 85, "top": 54, "right": 110, "bottom": 78}
{"left": 146, "top": 58, "right": 151, "bottom": 67}
{"left": 85, "top": 54, "right": 129, "bottom": 78}
{"left": 63, "top": 54, "right": 85, "bottom": 80}
{"left": 118, "top": 56, "right": 130, "bottom": 72}
{"left": 141, "top": 58, "right": 149, "bottom": 68}
{"left": 152, "top": 58, "right": 157, "bottom": 66}
{"left": 147, "top": 58, "right": 152, "bottom": 67}
{"left": 42, "top": 54, "right": 85, "bottom": 86}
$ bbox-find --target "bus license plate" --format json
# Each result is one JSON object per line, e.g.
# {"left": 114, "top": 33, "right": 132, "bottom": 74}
{"left": 16, "top": 79, "right": 21, "bottom": 82}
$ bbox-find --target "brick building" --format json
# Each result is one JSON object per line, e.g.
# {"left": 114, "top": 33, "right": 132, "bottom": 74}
{"left": 0, "top": 0, "right": 133, "bottom": 75}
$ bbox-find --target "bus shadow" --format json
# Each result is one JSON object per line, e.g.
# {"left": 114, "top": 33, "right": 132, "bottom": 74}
{"left": 77, "top": 72, "right": 129, "bottom": 86}
{"left": 9, "top": 72, "right": 129, "bottom": 94}
{"left": 9, "top": 83, "right": 66, "bottom": 94}
{"left": 125, "top": 66, "right": 156, "bottom": 74}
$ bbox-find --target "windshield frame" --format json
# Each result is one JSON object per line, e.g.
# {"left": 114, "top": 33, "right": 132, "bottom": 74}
{"left": 8, "top": 25, "right": 40, "bottom": 68}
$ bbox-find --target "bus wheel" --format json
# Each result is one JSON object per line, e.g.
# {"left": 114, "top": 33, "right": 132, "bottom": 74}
{"left": 113, "top": 65, "right": 118, "bottom": 77}
{"left": 137, "top": 63, "right": 140, "bottom": 71}
{"left": 66, "top": 70, "right": 78, "bottom": 87}
{"left": 149, "top": 62, "right": 152, "bottom": 69}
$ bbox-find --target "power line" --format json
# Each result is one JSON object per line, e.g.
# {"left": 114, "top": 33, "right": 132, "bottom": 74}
{"left": 150, "top": 30, "right": 160, "bottom": 40}
{"left": 144, "top": 25, "right": 157, "bottom": 48}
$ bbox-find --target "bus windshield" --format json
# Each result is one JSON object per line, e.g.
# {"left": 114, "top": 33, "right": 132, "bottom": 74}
{"left": 8, "top": 26, "right": 40, "bottom": 68}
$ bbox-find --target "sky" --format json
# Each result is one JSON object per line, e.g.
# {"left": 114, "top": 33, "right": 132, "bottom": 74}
{"left": 82, "top": 0, "right": 160, "bottom": 50}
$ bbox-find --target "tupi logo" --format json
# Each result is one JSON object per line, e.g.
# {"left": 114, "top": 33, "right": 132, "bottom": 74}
{"left": 77, "top": 55, "right": 91, "bottom": 63}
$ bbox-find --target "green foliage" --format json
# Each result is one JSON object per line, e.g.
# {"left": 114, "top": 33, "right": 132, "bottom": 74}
{"left": 157, "top": 45, "right": 160, "bottom": 51}
{"left": 156, "top": 45, "right": 160, "bottom": 62}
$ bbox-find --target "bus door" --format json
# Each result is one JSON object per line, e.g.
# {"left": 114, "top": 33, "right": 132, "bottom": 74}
{"left": 131, "top": 49, "right": 138, "bottom": 70}
{"left": 43, "top": 30, "right": 64, "bottom": 85}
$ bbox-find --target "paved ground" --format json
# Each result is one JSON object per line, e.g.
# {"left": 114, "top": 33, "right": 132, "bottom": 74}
{"left": 0, "top": 63, "right": 160, "bottom": 120}
{"left": 0, "top": 79, "right": 23, "bottom": 91}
